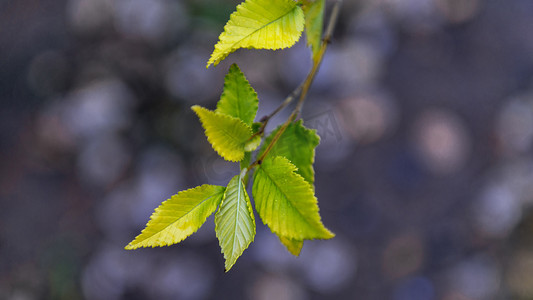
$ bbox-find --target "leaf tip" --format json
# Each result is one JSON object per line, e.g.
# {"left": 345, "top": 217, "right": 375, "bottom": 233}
{"left": 124, "top": 243, "right": 136, "bottom": 250}
{"left": 206, "top": 54, "right": 218, "bottom": 68}
{"left": 191, "top": 104, "right": 201, "bottom": 113}
{"left": 224, "top": 264, "right": 234, "bottom": 272}
{"left": 279, "top": 236, "right": 304, "bottom": 256}
{"left": 323, "top": 229, "right": 335, "bottom": 239}
{"left": 229, "top": 63, "right": 239, "bottom": 71}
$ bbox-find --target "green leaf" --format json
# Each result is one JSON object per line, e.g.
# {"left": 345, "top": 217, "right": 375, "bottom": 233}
{"left": 125, "top": 185, "right": 226, "bottom": 250}
{"left": 192, "top": 105, "right": 253, "bottom": 162}
{"left": 260, "top": 120, "right": 320, "bottom": 186}
{"left": 278, "top": 236, "right": 304, "bottom": 256}
{"left": 216, "top": 64, "right": 259, "bottom": 126}
{"left": 207, "top": 0, "right": 305, "bottom": 67}
{"left": 252, "top": 156, "right": 334, "bottom": 240}
{"left": 216, "top": 175, "right": 256, "bottom": 271}
{"left": 240, "top": 151, "right": 252, "bottom": 171}
{"left": 259, "top": 120, "right": 321, "bottom": 255}
{"left": 303, "top": 0, "right": 325, "bottom": 62}
{"left": 252, "top": 122, "right": 262, "bottom": 132}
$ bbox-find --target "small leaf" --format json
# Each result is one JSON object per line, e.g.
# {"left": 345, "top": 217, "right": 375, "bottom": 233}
{"left": 252, "top": 122, "right": 262, "bottom": 132}
{"left": 216, "top": 64, "right": 259, "bottom": 126}
{"left": 252, "top": 156, "right": 334, "bottom": 240}
{"left": 260, "top": 120, "right": 320, "bottom": 186}
{"left": 125, "top": 185, "right": 226, "bottom": 250}
{"left": 216, "top": 175, "right": 256, "bottom": 271}
{"left": 244, "top": 135, "right": 262, "bottom": 152}
{"left": 192, "top": 105, "right": 252, "bottom": 162}
{"left": 302, "top": 0, "right": 325, "bottom": 62}
{"left": 207, "top": 0, "right": 305, "bottom": 67}
{"left": 278, "top": 236, "right": 304, "bottom": 256}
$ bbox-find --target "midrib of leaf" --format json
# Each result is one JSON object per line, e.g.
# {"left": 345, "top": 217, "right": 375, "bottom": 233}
{"left": 231, "top": 177, "right": 243, "bottom": 257}
{"left": 258, "top": 164, "right": 316, "bottom": 229}
{"left": 227, "top": 6, "right": 299, "bottom": 50}
{"left": 142, "top": 192, "right": 222, "bottom": 241}
{"left": 233, "top": 77, "right": 244, "bottom": 123}
{"left": 218, "top": 119, "right": 249, "bottom": 144}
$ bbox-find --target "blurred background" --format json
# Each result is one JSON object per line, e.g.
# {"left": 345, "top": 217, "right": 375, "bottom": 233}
{"left": 2, "top": 0, "right": 533, "bottom": 299}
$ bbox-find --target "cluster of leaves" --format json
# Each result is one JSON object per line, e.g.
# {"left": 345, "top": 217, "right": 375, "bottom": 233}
{"left": 126, "top": 0, "right": 334, "bottom": 271}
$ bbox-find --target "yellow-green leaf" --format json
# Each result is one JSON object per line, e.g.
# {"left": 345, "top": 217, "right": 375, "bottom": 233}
{"left": 216, "top": 64, "right": 259, "bottom": 126}
{"left": 303, "top": 0, "right": 325, "bottom": 62}
{"left": 207, "top": 0, "right": 305, "bottom": 67}
{"left": 125, "top": 185, "right": 226, "bottom": 250}
{"left": 252, "top": 156, "right": 334, "bottom": 240}
{"left": 262, "top": 121, "right": 321, "bottom": 254}
{"left": 278, "top": 236, "right": 304, "bottom": 256}
{"left": 245, "top": 122, "right": 263, "bottom": 152}
{"left": 216, "top": 175, "right": 256, "bottom": 271}
{"left": 192, "top": 105, "right": 253, "bottom": 162}
{"left": 244, "top": 135, "right": 261, "bottom": 152}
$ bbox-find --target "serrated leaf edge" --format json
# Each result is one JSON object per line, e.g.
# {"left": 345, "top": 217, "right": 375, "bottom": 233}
{"left": 207, "top": 0, "right": 305, "bottom": 67}
{"left": 192, "top": 105, "right": 253, "bottom": 162}
{"left": 253, "top": 156, "right": 335, "bottom": 240}
{"left": 125, "top": 185, "right": 226, "bottom": 250}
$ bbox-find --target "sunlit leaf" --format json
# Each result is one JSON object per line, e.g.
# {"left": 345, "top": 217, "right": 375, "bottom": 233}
{"left": 216, "top": 64, "right": 259, "bottom": 126}
{"left": 207, "top": 0, "right": 305, "bottom": 67}
{"left": 252, "top": 156, "right": 334, "bottom": 240}
{"left": 259, "top": 120, "right": 320, "bottom": 255}
{"left": 192, "top": 105, "right": 252, "bottom": 162}
{"left": 216, "top": 175, "right": 256, "bottom": 271}
{"left": 125, "top": 185, "right": 226, "bottom": 250}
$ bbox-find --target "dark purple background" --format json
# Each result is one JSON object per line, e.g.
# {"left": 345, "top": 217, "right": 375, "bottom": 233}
{"left": 2, "top": 0, "right": 533, "bottom": 299}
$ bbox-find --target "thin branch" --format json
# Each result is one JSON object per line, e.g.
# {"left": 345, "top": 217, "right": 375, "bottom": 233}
{"left": 249, "top": 83, "right": 303, "bottom": 141}
{"left": 264, "top": 83, "right": 303, "bottom": 122}
{"left": 293, "top": 0, "right": 342, "bottom": 119}
{"left": 246, "top": 0, "right": 343, "bottom": 173}
{"left": 324, "top": 0, "right": 342, "bottom": 45}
